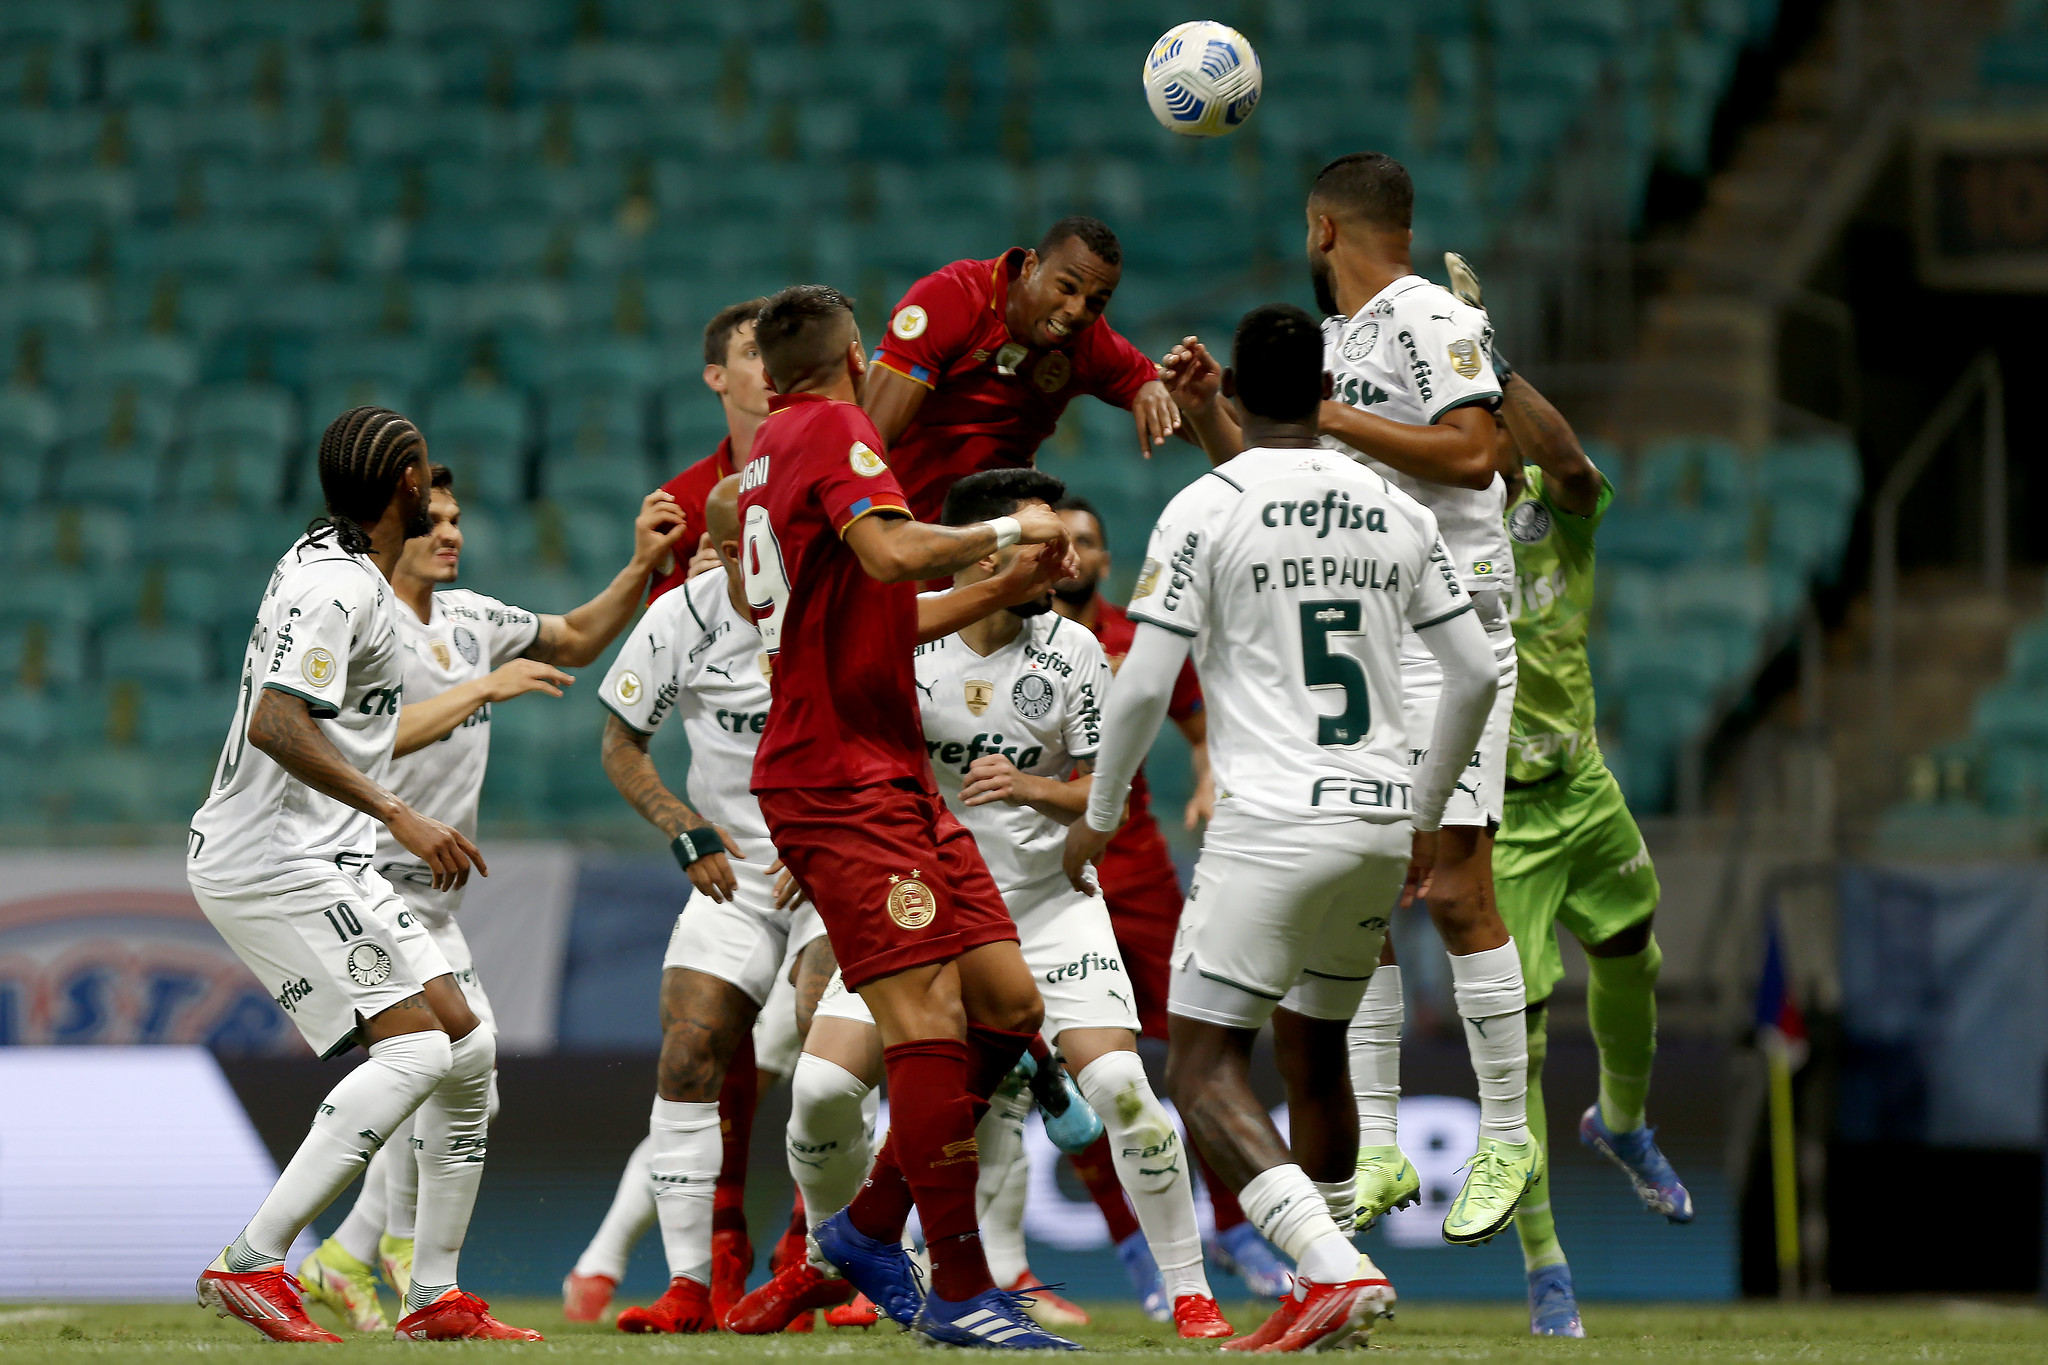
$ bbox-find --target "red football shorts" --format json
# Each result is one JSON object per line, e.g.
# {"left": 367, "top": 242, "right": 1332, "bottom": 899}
{"left": 758, "top": 779, "right": 1016, "bottom": 990}
{"left": 1095, "top": 815, "right": 1184, "bottom": 1040}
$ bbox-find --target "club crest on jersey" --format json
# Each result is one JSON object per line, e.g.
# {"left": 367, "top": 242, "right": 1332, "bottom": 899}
{"left": 302, "top": 647, "right": 336, "bottom": 687}
{"left": 964, "top": 678, "right": 995, "bottom": 716}
{"left": 1509, "top": 501, "right": 1552, "bottom": 544}
{"left": 1012, "top": 672, "right": 1055, "bottom": 721}
{"left": 454, "top": 626, "right": 480, "bottom": 665}
{"left": 1341, "top": 320, "right": 1379, "bottom": 362}
{"left": 1032, "top": 352, "right": 1072, "bottom": 393}
{"left": 1133, "top": 558, "right": 1162, "bottom": 600}
{"left": 429, "top": 639, "right": 452, "bottom": 669}
{"left": 346, "top": 942, "right": 393, "bottom": 987}
{"left": 891, "top": 305, "right": 928, "bottom": 340}
{"left": 849, "top": 441, "right": 886, "bottom": 477}
{"left": 1447, "top": 338, "right": 1483, "bottom": 379}
{"left": 886, "top": 871, "right": 936, "bottom": 930}
{"left": 614, "top": 670, "right": 643, "bottom": 704}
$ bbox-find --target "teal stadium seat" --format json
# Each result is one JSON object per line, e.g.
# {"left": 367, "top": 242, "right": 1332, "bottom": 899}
{"left": 0, "top": 687, "right": 57, "bottom": 752}
{"left": 540, "top": 450, "right": 658, "bottom": 510}
{"left": 2005, "top": 624, "right": 2048, "bottom": 689}
{"left": 139, "top": 510, "right": 255, "bottom": 567}
{"left": 100, "top": 621, "right": 214, "bottom": 686}
{"left": 0, "top": 621, "right": 86, "bottom": 688}
{"left": 1, "top": 569, "right": 97, "bottom": 630}
{"left": 1974, "top": 685, "right": 2048, "bottom": 750}
{"left": 427, "top": 386, "right": 533, "bottom": 507}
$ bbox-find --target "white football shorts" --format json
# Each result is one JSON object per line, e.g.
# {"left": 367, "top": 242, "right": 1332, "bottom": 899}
{"left": 662, "top": 836, "right": 826, "bottom": 1009}
{"left": 192, "top": 862, "right": 429, "bottom": 1060}
{"left": 405, "top": 899, "right": 495, "bottom": 1038}
{"left": 813, "top": 875, "right": 1139, "bottom": 1043}
{"left": 1168, "top": 803, "right": 1407, "bottom": 1030}
{"left": 1400, "top": 608, "right": 1518, "bottom": 829}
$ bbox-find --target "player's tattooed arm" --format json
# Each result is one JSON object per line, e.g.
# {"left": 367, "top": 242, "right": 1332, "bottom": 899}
{"left": 844, "top": 504, "right": 1077, "bottom": 584}
{"left": 1320, "top": 402, "right": 1497, "bottom": 490}
{"left": 526, "top": 490, "right": 690, "bottom": 666}
{"left": 248, "top": 689, "right": 484, "bottom": 890}
{"left": 961, "top": 755, "right": 1094, "bottom": 825}
{"left": 601, "top": 713, "right": 744, "bottom": 902}
{"left": 1497, "top": 373, "right": 1601, "bottom": 516}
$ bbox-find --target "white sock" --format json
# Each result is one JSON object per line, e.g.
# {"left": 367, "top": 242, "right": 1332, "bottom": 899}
{"left": 1239, "top": 1163, "right": 1358, "bottom": 1288}
{"left": 1348, "top": 966, "right": 1403, "bottom": 1148}
{"left": 218, "top": 1031, "right": 450, "bottom": 1271}
{"left": 573, "top": 1136, "right": 657, "bottom": 1279}
{"left": 384, "top": 1113, "right": 417, "bottom": 1239}
{"left": 1450, "top": 942, "right": 1531, "bottom": 1145}
{"left": 979, "top": 1126, "right": 1031, "bottom": 1286}
{"left": 1313, "top": 1179, "right": 1357, "bottom": 1234}
{"left": 333, "top": 1144, "right": 389, "bottom": 1264}
{"left": 1076, "top": 1051, "right": 1211, "bottom": 1303}
{"left": 406, "top": 1027, "right": 495, "bottom": 1311}
{"left": 974, "top": 1068, "right": 1032, "bottom": 1222}
{"left": 786, "top": 1054, "right": 874, "bottom": 1229}
{"left": 648, "top": 1097, "right": 721, "bottom": 1286}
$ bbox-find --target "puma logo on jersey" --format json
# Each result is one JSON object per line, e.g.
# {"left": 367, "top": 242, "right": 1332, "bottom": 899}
{"left": 915, "top": 678, "right": 937, "bottom": 699}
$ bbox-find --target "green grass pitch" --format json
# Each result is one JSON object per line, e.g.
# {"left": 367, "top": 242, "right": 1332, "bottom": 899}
{"left": 3, "top": 1299, "right": 2047, "bottom": 1361}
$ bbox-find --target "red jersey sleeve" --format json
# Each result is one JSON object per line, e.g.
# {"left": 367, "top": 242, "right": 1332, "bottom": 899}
{"left": 1168, "top": 657, "right": 1203, "bottom": 724}
{"left": 871, "top": 264, "right": 982, "bottom": 389}
{"left": 811, "top": 405, "right": 912, "bottom": 535}
{"left": 1078, "top": 318, "right": 1159, "bottom": 409}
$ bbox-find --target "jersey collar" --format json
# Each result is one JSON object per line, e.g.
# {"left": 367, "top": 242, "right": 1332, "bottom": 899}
{"left": 765, "top": 390, "right": 846, "bottom": 412}
{"left": 1353, "top": 273, "right": 1427, "bottom": 320}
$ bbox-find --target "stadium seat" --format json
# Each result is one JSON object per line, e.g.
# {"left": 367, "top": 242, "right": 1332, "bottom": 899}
{"left": 427, "top": 385, "right": 534, "bottom": 507}
{"left": 0, "top": 620, "right": 85, "bottom": 688}
{"left": 139, "top": 510, "right": 255, "bottom": 567}
{"left": 1974, "top": 686, "right": 2048, "bottom": 749}
{"left": 0, "top": 686, "right": 56, "bottom": 751}
{"left": 100, "top": 621, "right": 214, "bottom": 686}
{"left": 537, "top": 451, "right": 658, "bottom": 509}
{"left": 0, "top": 568, "right": 98, "bottom": 629}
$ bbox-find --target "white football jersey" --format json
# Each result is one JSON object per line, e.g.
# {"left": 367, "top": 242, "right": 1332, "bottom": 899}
{"left": 1321, "top": 274, "right": 1511, "bottom": 596}
{"left": 914, "top": 611, "right": 1111, "bottom": 896}
{"left": 372, "top": 589, "right": 540, "bottom": 916}
{"left": 188, "top": 534, "right": 404, "bottom": 892}
{"left": 601, "top": 569, "right": 774, "bottom": 844}
{"left": 1126, "top": 447, "right": 1470, "bottom": 824}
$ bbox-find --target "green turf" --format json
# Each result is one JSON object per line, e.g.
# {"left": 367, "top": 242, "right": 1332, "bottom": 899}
{"left": 3, "top": 1299, "right": 2047, "bottom": 1361}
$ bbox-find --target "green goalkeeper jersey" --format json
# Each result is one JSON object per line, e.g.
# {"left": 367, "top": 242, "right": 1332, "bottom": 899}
{"left": 1504, "top": 463, "right": 1613, "bottom": 784}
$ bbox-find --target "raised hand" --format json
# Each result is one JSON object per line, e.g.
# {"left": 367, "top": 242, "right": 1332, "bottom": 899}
{"left": 1158, "top": 336, "right": 1223, "bottom": 414}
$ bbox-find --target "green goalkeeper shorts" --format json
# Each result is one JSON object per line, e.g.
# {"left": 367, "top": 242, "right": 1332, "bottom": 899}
{"left": 1493, "top": 757, "right": 1659, "bottom": 1005}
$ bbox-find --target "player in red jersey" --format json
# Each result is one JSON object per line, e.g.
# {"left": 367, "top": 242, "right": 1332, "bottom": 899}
{"left": 648, "top": 298, "right": 772, "bottom": 600}
{"left": 861, "top": 216, "right": 1183, "bottom": 521}
{"left": 735, "top": 285, "right": 1083, "bottom": 1350}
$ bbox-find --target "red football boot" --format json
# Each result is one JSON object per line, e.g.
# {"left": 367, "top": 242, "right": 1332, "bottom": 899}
{"left": 769, "top": 1203, "right": 808, "bottom": 1276}
{"left": 196, "top": 1267, "right": 343, "bottom": 1343}
{"left": 710, "top": 1228, "right": 753, "bottom": 1326}
{"left": 560, "top": 1271, "right": 616, "bottom": 1323}
{"left": 725, "top": 1260, "right": 853, "bottom": 1334}
{"left": 393, "top": 1290, "right": 544, "bottom": 1341}
{"left": 615, "top": 1276, "right": 716, "bottom": 1334}
{"left": 1222, "top": 1296, "right": 1298, "bottom": 1352}
{"left": 823, "top": 1291, "right": 879, "bottom": 1328}
{"left": 1256, "top": 1278, "right": 1394, "bottom": 1352}
{"left": 1173, "top": 1294, "right": 1234, "bottom": 1339}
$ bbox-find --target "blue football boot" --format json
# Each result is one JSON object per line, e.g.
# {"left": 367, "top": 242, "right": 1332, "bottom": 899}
{"left": 1207, "top": 1221, "right": 1293, "bottom": 1299}
{"left": 809, "top": 1208, "right": 925, "bottom": 1326}
{"left": 1579, "top": 1106, "right": 1694, "bottom": 1223}
{"left": 1527, "top": 1263, "right": 1585, "bottom": 1337}
{"left": 1114, "top": 1230, "right": 1169, "bottom": 1322}
{"left": 913, "top": 1285, "right": 1083, "bottom": 1350}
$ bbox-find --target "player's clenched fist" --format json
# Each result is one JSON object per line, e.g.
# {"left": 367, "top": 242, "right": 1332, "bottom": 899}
{"left": 631, "top": 489, "right": 692, "bottom": 570}
{"left": 387, "top": 805, "right": 487, "bottom": 892}
{"left": 1009, "top": 504, "right": 1079, "bottom": 581}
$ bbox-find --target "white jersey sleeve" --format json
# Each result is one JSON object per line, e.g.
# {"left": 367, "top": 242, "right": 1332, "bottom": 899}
{"left": 263, "top": 559, "right": 383, "bottom": 718}
{"left": 478, "top": 596, "right": 541, "bottom": 667}
{"left": 601, "top": 590, "right": 692, "bottom": 738}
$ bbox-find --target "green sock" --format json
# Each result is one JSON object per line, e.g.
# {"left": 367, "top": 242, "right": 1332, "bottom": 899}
{"left": 1587, "top": 934, "right": 1662, "bottom": 1133}
{"left": 1514, "top": 1008, "right": 1566, "bottom": 1272}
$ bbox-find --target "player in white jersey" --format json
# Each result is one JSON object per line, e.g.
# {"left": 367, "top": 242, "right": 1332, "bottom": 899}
{"left": 737, "top": 469, "right": 1231, "bottom": 1341}
{"left": 300, "top": 463, "right": 688, "bottom": 1330}
{"left": 1158, "top": 154, "right": 1539, "bottom": 1247}
{"left": 187, "top": 407, "right": 538, "bottom": 1343}
{"left": 1066, "top": 307, "right": 1500, "bottom": 1352}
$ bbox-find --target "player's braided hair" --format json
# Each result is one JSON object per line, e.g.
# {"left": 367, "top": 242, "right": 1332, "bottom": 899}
{"left": 306, "top": 406, "right": 426, "bottom": 555}
{"left": 1037, "top": 216, "right": 1121, "bottom": 268}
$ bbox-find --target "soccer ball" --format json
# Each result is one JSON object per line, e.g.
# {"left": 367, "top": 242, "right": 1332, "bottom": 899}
{"left": 1142, "top": 21, "right": 1262, "bottom": 138}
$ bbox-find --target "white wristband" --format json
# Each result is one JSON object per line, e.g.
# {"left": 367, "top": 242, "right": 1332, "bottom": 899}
{"left": 988, "top": 516, "right": 1021, "bottom": 550}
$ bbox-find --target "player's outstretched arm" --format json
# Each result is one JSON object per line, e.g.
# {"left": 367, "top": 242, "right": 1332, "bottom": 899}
{"left": 527, "top": 490, "right": 690, "bottom": 666}
{"left": 963, "top": 756, "right": 1094, "bottom": 824}
{"left": 248, "top": 689, "right": 484, "bottom": 890}
{"left": 1497, "top": 371, "right": 1601, "bottom": 516}
{"left": 599, "top": 712, "right": 744, "bottom": 904}
{"left": 861, "top": 363, "right": 930, "bottom": 449}
{"left": 1321, "top": 402, "right": 1497, "bottom": 490}
{"left": 913, "top": 542, "right": 1066, "bottom": 644}
{"left": 1159, "top": 337, "right": 1244, "bottom": 466}
{"left": 843, "top": 504, "right": 1074, "bottom": 585}
{"left": 392, "top": 660, "right": 575, "bottom": 757}
{"left": 1064, "top": 622, "right": 1190, "bottom": 890}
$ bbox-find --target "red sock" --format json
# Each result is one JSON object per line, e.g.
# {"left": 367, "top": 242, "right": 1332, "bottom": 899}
{"left": 1196, "top": 1145, "right": 1246, "bottom": 1232}
{"left": 856, "top": 1038, "right": 992, "bottom": 1303}
{"left": 966, "top": 1022, "right": 1036, "bottom": 1107}
{"left": 1068, "top": 1133, "right": 1141, "bottom": 1243}
{"left": 712, "top": 1039, "right": 760, "bottom": 1239}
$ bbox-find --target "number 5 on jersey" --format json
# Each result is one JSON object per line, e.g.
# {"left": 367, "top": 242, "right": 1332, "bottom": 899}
{"left": 742, "top": 504, "right": 792, "bottom": 654}
{"left": 1301, "top": 599, "right": 1370, "bottom": 747}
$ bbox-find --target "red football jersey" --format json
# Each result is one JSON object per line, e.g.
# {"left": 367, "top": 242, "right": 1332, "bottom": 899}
{"left": 872, "top": 250, "right": 1158, "bottom": 520}
{"left": 647, "top": 439, "right": 735, "bottom": 602}
{"left": 739, "top": 393, "right": 924, "bottom": 793}
{"left": 1089, "top": 597, "right": 1203, "bottom": 836}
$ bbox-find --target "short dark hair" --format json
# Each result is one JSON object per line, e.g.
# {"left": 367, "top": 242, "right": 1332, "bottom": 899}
{"left": 754, "top": 285, "right": 856, "bottom": 392}
{"left": 1052, "top": 494, "right": 1102, "bottom": 536}
{"left": 1231, "top": 303, "right": 1324, "bottom": 422}
{"left": 428, "top": 462, "right": 453, "bottom": 490}
{"left": 1310, "top": 152, "right": 1413, "bottom": 231}
{"left": 941, "top": 467, "right": 1068, "bottom": 527}
{"left": 1037, "top": 216, "right": 1122, "bottom": 268}
{"left": 704, "top": 297, "right": 768, "bottom": 368}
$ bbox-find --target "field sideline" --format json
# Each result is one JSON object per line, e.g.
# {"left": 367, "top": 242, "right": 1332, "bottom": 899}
{"left": 2, "top": 1300, "right": 2046, "bottom": 1361}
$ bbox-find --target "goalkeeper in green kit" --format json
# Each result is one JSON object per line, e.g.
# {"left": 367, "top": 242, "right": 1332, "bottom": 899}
{"left": 1456, "top": 257, "right": 1693, "bottom": 1337}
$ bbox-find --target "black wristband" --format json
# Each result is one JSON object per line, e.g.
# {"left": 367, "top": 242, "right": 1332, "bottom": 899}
{"left": 670, "top": 827, "right": 725, "bottom": 869}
